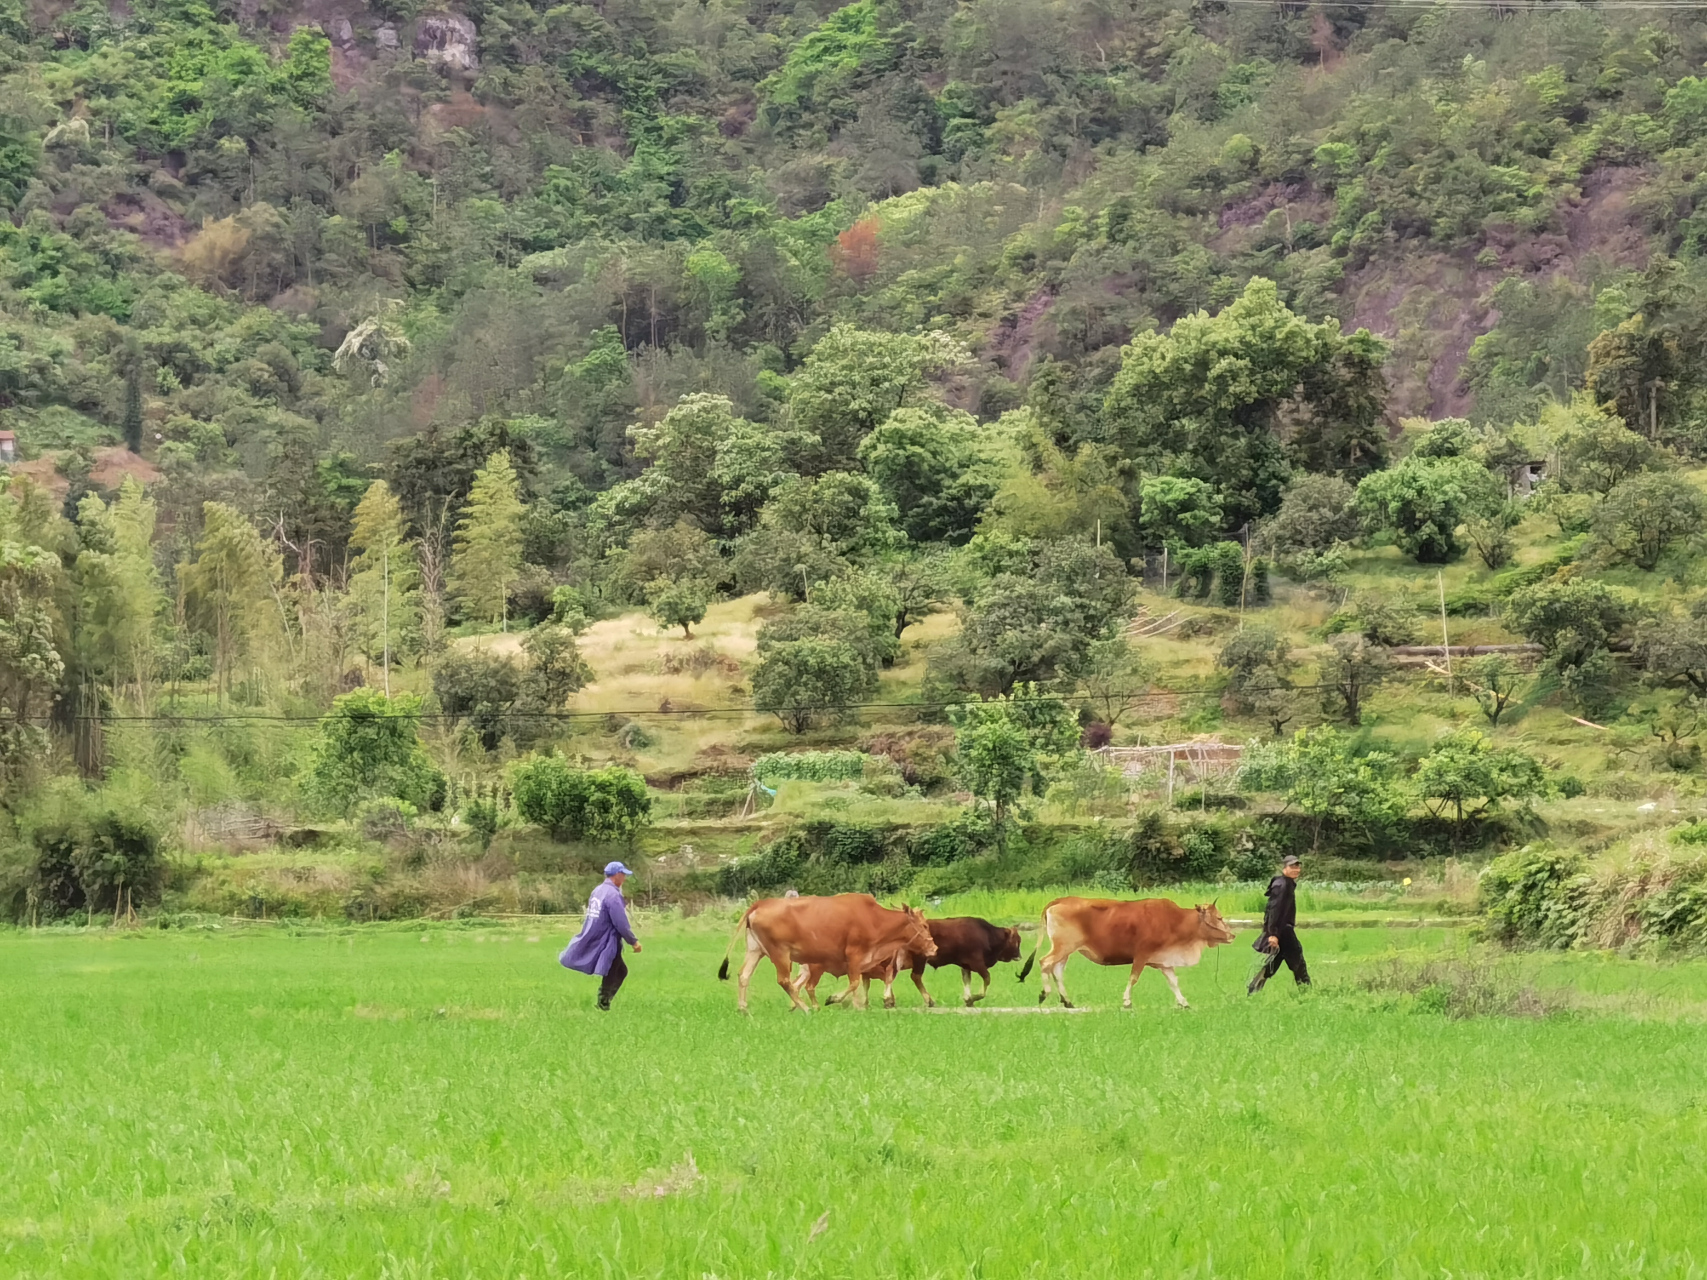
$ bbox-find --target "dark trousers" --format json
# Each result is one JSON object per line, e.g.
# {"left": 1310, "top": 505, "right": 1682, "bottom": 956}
{"left": 1249, "top": 928, "right": 1309, "bottom": 992}
{"left": 597, "top": 953, "right": 628, "bottom": 1008}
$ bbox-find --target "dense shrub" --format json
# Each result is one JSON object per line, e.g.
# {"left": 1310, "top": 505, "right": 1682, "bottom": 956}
{"left": 9, "top": 799, "right": 165, "bottom": 920}
{"left": 511, "top": 756, "right": 651, "bottom": 844}
{"left": 1478, "top": 845, "right": 1590, "bottom": 948}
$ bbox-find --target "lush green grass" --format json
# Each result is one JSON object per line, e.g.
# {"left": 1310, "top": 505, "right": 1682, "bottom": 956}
{"left": 4, "top": 916, "right": 1706, "bottom": 1278}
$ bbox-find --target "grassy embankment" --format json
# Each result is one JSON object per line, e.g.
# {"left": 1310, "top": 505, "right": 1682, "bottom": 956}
{"left": 4, "top": 905, "right": 1705, "bottom": 1277}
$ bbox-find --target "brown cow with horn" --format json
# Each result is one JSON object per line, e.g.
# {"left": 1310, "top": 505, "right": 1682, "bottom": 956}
{"left": 717, "top": 893, "right": 937, "bottom": 1013}
{"left": 1018, "top": 896, "right": 1236, "bottom": 1009}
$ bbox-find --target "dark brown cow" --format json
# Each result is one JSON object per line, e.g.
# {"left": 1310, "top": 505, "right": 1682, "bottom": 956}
{"left": 901, "top": 916, "right": 1023, "bottom": 1007}
{"left": 796, "top": 916, "right": 1023, "bottom": 1009}
{"left": 717, "top": 894, "right": 937, "bottom": 1013}
{"left": 1018, "top": 897, "right": 1236, "bottom": 1009}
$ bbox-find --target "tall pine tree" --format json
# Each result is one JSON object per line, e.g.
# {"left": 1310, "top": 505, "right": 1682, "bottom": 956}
{"left": 348, "top": 480, "right": 418, "bottom": 686}
{"left": 449, "top": 450, "right": 524, "bottom": 630}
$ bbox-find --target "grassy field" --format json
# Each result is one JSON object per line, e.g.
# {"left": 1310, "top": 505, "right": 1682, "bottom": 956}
{"left": 5, "top": 899, "right": 1707, "bottom": 1279}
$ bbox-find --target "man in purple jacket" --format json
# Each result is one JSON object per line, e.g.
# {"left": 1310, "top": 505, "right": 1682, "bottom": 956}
{"left": 560, "top": 862, "right": 643, "bottom": 1010}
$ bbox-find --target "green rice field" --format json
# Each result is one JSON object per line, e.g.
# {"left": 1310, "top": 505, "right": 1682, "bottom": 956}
{"left": 4, "top": 895, "right": 1706, "bottom": 1278}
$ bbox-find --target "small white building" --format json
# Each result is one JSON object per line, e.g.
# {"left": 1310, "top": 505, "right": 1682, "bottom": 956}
{"left": 0, "top": 431, "right": 16, "bottom": 464}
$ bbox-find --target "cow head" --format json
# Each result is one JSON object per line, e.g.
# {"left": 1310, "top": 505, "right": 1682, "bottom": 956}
{"left": 997, "top": 926, "right": 1023, "bottom": 963}
{"left": 903, "top": 906, "right": 938, "bottom": 958}
{"left": 1194, "top": 901, "right": 1236, "bottom": 946}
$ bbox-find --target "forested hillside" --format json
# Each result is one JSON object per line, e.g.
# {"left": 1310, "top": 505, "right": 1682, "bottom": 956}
{"left": 7, "top": 0, "right": 1707, "bottom": 934}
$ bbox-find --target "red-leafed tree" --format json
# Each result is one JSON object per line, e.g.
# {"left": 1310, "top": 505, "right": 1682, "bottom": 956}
{"left": 833, "top": 217, "right": 881, "bottom": 283}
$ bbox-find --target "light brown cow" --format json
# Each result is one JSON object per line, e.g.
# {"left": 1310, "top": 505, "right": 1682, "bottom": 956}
{"left": 796, "top": 916, "right": 1023, "bottom": 1009}
{"left": 1018, "top": 897, "right": 1236, "bottom": 1010}
{"left": 717, "top": 894, "right": 937, "bottom": 1013}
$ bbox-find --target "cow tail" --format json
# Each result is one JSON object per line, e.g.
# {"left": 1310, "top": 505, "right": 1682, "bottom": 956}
{"left": 1018, "top": 943, "right": 1037, "bottom": 983}
{"left": 1017, "top": 909, "right": 1047, "bottom": 981}
{"left": 717, "top": 905, "right": 755, "bottom": 981}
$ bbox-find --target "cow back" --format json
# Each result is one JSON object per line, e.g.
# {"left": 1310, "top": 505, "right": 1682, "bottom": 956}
{"left": 922, "top": 916, "right": 1018, "bottom": 968}
{"left": 748, "top": 893, "right": 923, "bottom": 968}
{"left": 1046, "top": 897, "right": 1205, "bottom": 967}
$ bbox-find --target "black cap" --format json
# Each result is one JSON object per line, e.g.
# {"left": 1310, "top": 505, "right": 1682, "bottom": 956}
{"left": 1281, "top": 855, "right": 1302, "bottom": 867}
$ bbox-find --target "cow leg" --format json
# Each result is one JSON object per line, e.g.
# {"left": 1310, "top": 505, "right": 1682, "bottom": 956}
{"left": 1159, "top": 965, "right": 1190, "bottom": 1009}
{"left": 1052, "top": 957, "right": 1074, "bottom": 1008}
{"left": 845, "top": 970, "right": 867, "bottom": 1010}
{"left": 972, "top": 968, "right": 992, "bottom": 1005}
{"left": 960, "top": 967, "right": 974, "bottom": 1007}
{"left": 770, "top": 947, "right": 811, "bottom": 1012}
{"left": 796, "top": 965, "right": 823, "bottom": 1009}
{"left": 1122, "top": 962, "right": 1142, "bottom": 1010}
{"left": 911, "top": 961, "right": 934, "bottom": 1009}
{"left": 736, "top": 932, "right": 765, "bottom": 1014}
{"left": 880, "top": 968, "right": 897, "bottom": 1010}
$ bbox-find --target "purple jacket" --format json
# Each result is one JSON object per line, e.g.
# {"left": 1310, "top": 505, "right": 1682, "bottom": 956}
{"left": 560, "top": 880, "right": 636, "bottom": 977}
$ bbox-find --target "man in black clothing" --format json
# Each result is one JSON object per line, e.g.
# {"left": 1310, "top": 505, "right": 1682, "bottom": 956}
{"left": 1248, "top": 854, "right": 1309, "bottom": 993}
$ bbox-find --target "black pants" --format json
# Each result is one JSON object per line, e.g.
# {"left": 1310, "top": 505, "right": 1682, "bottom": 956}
{"left": 597, "top": 954, "right": 628, "bottom": 1009}
{"left": 1249, "top": 929, "right": 1309, "bottom": 992}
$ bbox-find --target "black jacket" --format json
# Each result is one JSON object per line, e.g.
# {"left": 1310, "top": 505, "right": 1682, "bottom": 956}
{"left": 1261, "top": 874, "right": 1298, "bottom": 938}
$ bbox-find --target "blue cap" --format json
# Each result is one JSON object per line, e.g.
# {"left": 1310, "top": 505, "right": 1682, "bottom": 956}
{"left": 605, "top": 862, "right": 634, "bottom": 877}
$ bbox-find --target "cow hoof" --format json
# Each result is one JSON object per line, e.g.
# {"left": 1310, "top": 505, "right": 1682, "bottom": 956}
{"left": 1121, "top": 1002, "right": 1132, "bottom": 1011}
{"left": 924, "top": 997, "right": 936, "bottom": 1009}
{"left": 1060, "top": 999, "right": 1075, "bottom": 1009}
{"left": 968, "top": 994, "right": 986, "bottom": 1006}
{"left": 883, "top": 997, "right": 895, "bottom": 1009}
{"left": 1037, "top": 992, "right": 1047, "bottom": 1005}
{"left": 1176, "top": 1002, "right": 1192, "bottom": 1011}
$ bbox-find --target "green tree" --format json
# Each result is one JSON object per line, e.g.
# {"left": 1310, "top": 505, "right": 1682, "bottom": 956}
{"left": 1138, "top": 475, "right": 1222, "bottom": 548}
{"left": 71, "top": 481, "right": 162, "bottom": 710}
{"left": 1465, "top": 502, "right": 1522, "bottom": 570}
{"left": 624, "top": 393, "right": 755, "bottom": 535}
{"left": 431, "top": 648, "right": 524, "bottom": 752}
{"left": 1592, "top": 472, "right": 1703, "bottom": 571}
{"left": 1633, "top": 600, "right": 1707, "bottom": 697}
{"left": 751, "top": 636, "right": 877, "bottom": 733}
{"left": 1264, "top": 474, "right": 1358, "bottom": 561}
{"left": 1104, "top": 279, "right": 1389, "bottom": 526}
{"left": 120, "top": 364, "right": 143, "bottom": 455}
{"left": 182, "top": 502, "right": 283, "bottom": 702}
{"left": 521, "top": 623, "right": 592, "bottom": 706}
{"left": 1415, "top": 729, "right": 1548, "bottom": 824}
{"left": 645, "top": 575, "right": 710, "bottom": 639}
{"left": 950, "top": 686, "right": 1080, "bottom": 823}
{"left": 932, "top": 537, "right": 1134, "bottom": 696}
{"left": 303, "top": 690, "right": 446, "bottom": 817}
{"left": 1077, "top": 635, "right": 1154, "bottom": 729}
{"left": 0, "top": 508, "right": 63, "bottom": 787}
{"left": 790, "top": 325, "right": 969, "bottom": 468}
{"left": 881, "top": 550, "right": 951, "bottom": 638}
{"left": 1504, "top": 578, "right": 1635, "bottom": 711}
{"left": 511, "top": 755, "right": 651, "bottom": 844}
{"left": 1318, "top": 633, "right": 1390, "bottom": 726}
{"left": 857, "top": 405, "right": 997, "bottom": 545}
{"left": 1239, "top": 726, "right": 1405, "bottom": 849}
{"left": 347, "top": 480, "right": 418, "bottom": 681}
{"left": 1355, "top": 455, "right": 1504, "bottom": 563}
{"left": 1549, "top": 394, "right": 1657, "bottom": 497}
{"left": 1465, "top": 654, "right": 1527, "bottom": 726}
{"left": 450, "top": 450, "right": 525, "bottom": 629}
{"left": 812, "top": 571, "right": 902, "bottom": 666}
